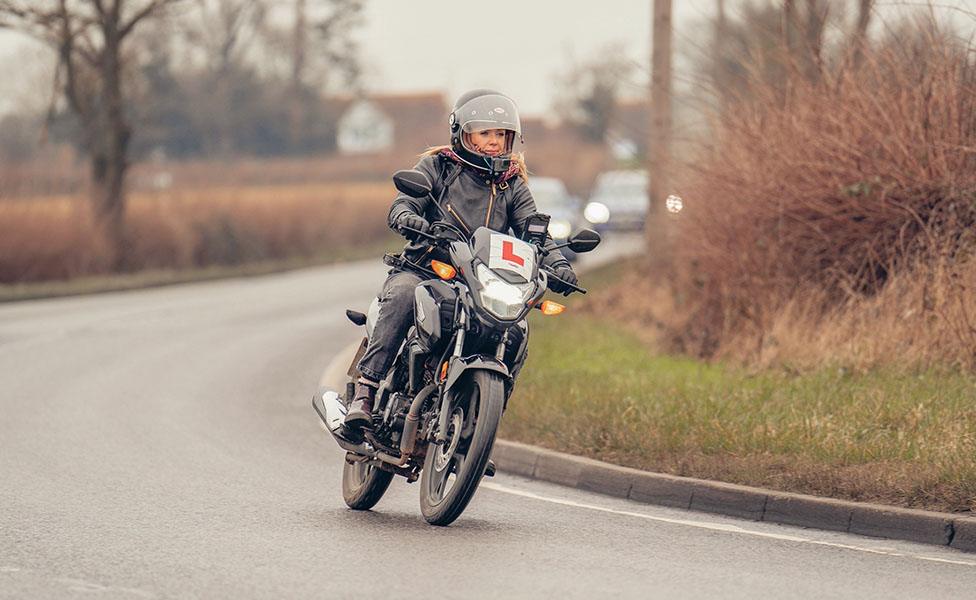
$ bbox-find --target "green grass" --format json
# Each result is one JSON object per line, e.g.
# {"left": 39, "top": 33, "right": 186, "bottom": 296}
{"left": 501, "top": 268, "right": 976, "bottom": 513}
{"left": 0, "top": 235, "right": 400, "bottom": 303}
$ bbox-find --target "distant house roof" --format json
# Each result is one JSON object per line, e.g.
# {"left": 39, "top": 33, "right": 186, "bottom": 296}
{"left": 520, "top": 116, "right": 588, "bottom": 148}
{"left": 328, "top": 92, "right": 447, "bottom": 153}
{"left": 370, "top": 92, "right": 447, "bottom": 150}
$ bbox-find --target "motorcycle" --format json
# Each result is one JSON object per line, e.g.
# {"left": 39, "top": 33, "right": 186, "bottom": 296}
{"left": 312, "top": 168, "right": 601, "bottom": 526}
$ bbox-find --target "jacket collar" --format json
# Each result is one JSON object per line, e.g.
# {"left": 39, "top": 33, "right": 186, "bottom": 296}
{"left": 439, "top": 149, "right": 520, "bottom": 184}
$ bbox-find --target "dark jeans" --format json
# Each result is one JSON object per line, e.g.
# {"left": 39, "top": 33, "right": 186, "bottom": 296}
{"left": 356, "top": 269, "right": 530, "bottom": 386}
{"left": 357, "top": 270, "right": 425, "bottom": 382}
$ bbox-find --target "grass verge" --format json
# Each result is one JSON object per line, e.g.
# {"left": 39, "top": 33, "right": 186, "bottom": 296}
{"left": 0, "top": 235, "right": 400, "bottom": 303}
{"left": 501, "top": 262, "right": 976, "bottom": 514}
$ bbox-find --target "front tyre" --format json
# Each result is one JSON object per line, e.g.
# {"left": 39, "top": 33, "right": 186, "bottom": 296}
{"left": 342, "top": 456, "right": 394, "bottom": 510}
{"left": 420, "top": 370, "right": 505, "bottom": 526}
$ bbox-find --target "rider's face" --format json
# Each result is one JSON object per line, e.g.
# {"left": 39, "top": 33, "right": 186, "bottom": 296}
{"left": 466, "top": 129, "right": 508, "bottom": 156}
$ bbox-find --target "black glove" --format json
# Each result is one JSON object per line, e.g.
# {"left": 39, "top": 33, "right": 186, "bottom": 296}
{"left": 396, "top": 213, "right": 431, "bottom": 241}
{"left": 547, "top": 265, "right": 578, "bottom": 295}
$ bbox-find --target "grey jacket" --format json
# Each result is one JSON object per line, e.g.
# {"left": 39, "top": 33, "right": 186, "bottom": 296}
{"left": 388, "top": 153, "right": 571, "bottom": 270}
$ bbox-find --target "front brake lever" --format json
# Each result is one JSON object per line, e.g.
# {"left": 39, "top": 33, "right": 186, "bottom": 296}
{"left": 542, "top": 269, "right": 587, "bottom": 295}
{"left": 400, "top": 226, "right": 441, "bottom": 243}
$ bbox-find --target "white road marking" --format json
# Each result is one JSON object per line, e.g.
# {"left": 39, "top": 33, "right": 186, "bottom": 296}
{"left": 481, "top": 482, "right": 976, "bottom": 567}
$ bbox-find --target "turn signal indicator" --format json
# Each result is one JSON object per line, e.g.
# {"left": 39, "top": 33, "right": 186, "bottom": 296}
{"left": 539, "top": 300, "right": 566, "bottom": 316}
{"left": 431, "top": 260, "right": 456, "bottom": 280}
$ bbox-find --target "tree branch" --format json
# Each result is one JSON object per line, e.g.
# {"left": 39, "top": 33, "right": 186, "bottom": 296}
{"left": 119, "top": 0, "right": 179, "bottom": 39}
{"left": 56, "top": 0, "right": 91, "bottom": 119}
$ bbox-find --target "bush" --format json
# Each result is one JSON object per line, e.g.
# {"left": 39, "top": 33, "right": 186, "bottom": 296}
{"left": 645, "top": 22, "right": 976, "bottom": 370}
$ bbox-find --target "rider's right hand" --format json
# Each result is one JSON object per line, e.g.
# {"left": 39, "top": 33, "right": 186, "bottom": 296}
{"left": 397, "top": 213, "right": 431, "bottom": 241}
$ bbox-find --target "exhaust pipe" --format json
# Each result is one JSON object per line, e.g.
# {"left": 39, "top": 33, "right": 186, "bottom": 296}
{"left": 312, "top": 383, "right": 439, "bottom": 467}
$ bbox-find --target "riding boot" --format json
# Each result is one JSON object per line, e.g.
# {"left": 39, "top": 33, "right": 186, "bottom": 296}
{"left": 344, "top": 378, "right": 377, "bottom": 429}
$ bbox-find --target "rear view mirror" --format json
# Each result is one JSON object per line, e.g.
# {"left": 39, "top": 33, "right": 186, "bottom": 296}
{"left": 393, "top": 169, "right": 433, "bottom": 198}
{"left": 567, "top": 228, "right": 601, "bottom": 253}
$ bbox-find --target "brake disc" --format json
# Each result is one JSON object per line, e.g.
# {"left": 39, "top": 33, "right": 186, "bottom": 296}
{"left": 433, "top": 408, "right": 464, "bottom": 472}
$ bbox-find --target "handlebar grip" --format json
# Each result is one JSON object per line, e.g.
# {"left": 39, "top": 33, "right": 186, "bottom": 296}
{"left": 400, "top": 226, "right": 436, "bottom": 241}
{"left": 543, "top": 269, "right": 587, "bottom": 295}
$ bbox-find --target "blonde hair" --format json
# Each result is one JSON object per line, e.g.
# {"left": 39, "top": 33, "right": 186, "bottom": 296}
{"left": 421, "top": 144, "right": 529, "bottom": 183}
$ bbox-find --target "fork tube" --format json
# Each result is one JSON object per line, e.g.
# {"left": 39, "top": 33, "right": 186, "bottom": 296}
{"left": 437, "top": 308, "right": 466, "bottom": 444}
{"left": 452, "top": 309, "right": 466, "bottom": 356}
{"left": 495, "top": 330, "right": 508, "bottom": 360}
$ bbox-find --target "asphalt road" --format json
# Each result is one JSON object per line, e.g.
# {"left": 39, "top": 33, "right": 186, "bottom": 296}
{"left": 2, "top": 233, "right": 975, "bottom": 599}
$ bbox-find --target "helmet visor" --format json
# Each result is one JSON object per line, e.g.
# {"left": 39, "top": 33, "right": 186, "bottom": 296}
{"left": 456, "top": 94, "right": 521, "bottom": 137}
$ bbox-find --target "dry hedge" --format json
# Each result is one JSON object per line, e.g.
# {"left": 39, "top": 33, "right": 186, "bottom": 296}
{"left": 656, "top": 24, "right": 976, "bottom": 369}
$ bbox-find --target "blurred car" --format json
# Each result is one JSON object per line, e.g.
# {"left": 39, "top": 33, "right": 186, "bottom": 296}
{"left": 583, "top": 170, "right": 648, "bottom": 232}
{"left": 529, "top": 176, "right": 583, "bottom": 261}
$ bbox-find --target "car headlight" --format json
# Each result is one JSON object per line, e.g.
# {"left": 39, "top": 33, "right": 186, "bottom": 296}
{"left": 476, "top": 263, "right": 534, "bottom": 319}
{"left": 548, "top": 219, "right": 572, "bottom": 240}
{"left": 584, "top": 202, "right": 610, "bottom": 224}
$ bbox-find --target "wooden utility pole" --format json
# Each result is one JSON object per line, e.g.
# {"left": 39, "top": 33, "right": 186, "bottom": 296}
{"left": 646, "top": 0, "right": 673, "bottom": 262}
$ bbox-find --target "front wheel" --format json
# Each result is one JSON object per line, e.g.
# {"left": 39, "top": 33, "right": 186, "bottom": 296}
{"left": 420, "top": 370, "right": 505, "bottom": 526}
{"left": 342, "top": 456, "right": 394, "bottom": 510}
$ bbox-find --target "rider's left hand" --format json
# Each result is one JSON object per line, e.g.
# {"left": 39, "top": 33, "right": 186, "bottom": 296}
{"left": 547, "top": 265, "right": 578, "bottom": 295}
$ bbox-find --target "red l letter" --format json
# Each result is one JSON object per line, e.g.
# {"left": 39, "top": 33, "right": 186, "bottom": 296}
{"left": 501, "top": 241, "right": 525, "bottom": 266}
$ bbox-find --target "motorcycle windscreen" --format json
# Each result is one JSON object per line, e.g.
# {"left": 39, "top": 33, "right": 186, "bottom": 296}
{"left": 471, "top": 227, "right": 536, "bottom": 283}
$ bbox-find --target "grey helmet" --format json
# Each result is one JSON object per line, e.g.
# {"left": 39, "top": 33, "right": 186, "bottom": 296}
{"left": 449, "top": 89, "right": 522, "bottom": 179}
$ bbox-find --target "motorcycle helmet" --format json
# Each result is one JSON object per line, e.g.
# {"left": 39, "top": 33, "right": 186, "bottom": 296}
{"left": 449, "top": 89, "right": 523, "bottom": 179}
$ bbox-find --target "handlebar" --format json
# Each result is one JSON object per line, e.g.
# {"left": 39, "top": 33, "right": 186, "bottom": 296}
{"left": 399, "top": 224, "right": 587, "bottom": 296}
{"left": 542, "top": 268, "right": 587, "bottom": 295}
{"left": 400, "top": 222, "right": 464, "bottom": 245}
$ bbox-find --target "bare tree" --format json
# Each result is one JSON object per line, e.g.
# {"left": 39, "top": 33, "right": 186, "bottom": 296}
{"left": 290, "top": 0, "right": 363, "bottom": 146}
{"left": 781, "top": 0, "right": 830, "bottom": 82}
{"left": 307, "top": 0, "right": 363, "bottom": 90}
{"left": 182, "top": 0, "right": 265, "bottom": 76}
{"left": 237, "top": 0, "right": 362, "bottom": 149}
{"left": 180, "top": 0, "right": 266, "bottom": 154}
{"left": 802, "top": 0, "right": 830, "bottom": 81}
{"left": 552, "top": 45, "right": 635, "bottom": 143}
{"left": 290, "top": 0, "right": 307, "bottom": 142}
{"left": 0, "top": 0, "right": 182, "bottom": 266}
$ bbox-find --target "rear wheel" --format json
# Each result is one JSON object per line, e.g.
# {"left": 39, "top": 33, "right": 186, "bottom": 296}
{"left": 419, "top": 370, "right": 504, "bottom": 526}
{"left": 342, "top": 456, "right": 394, "bottom": 510}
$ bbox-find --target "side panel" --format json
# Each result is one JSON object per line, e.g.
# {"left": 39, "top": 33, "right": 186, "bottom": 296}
{"left": 414, "top": 280, "right": 458, "bottom": 351}
{"left": 414, "top": 285, "right": 440, "bottom": 349}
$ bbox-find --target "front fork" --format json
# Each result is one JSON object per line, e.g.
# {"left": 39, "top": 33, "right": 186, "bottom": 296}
{"left": 436, "top": 309, "right": 466, "bottom": 444}
{"left": 434, "top": 309, "right": 509, "bottom": 444}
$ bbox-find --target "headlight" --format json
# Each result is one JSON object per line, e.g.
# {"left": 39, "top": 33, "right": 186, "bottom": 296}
{"left": 476, "top": 264, "right": 534, "bottom": 319}
{"left": 584, "top": 202, "right": 610, "bottom": 224}
{"left": 548, "top": 219, "right": 572, "bottom": 240}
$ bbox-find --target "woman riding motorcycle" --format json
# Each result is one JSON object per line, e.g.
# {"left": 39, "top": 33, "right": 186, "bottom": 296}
{"left": 345, "top": 88, "right": 578, "bottom": 429}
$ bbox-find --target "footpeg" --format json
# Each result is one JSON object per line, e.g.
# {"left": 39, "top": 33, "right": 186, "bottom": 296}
{"left": 484, "top": 459, "right": 496, "bottom": 478}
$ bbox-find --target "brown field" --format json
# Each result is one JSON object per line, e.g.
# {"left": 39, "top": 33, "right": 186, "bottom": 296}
{"left": 0, "top": 181, "right": 395, "bottom": 283}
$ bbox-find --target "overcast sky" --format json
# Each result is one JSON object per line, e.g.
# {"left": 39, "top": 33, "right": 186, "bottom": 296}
{"left": 1, "top": 1, "right": 973, "bottom": 118}
{"left": 352, "top": 0, "right": 704, "bottom": 115}
{"left": 0, "top": 0, "right": 713, "bottom": 117}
